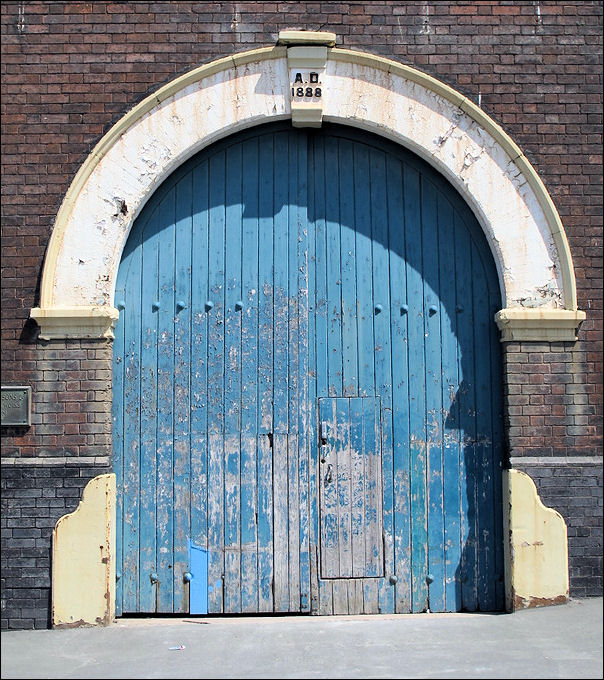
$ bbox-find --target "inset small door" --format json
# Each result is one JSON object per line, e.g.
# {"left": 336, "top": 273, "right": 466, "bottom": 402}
{"left": 319, "top": 397, "right": 384, "bottom": 579}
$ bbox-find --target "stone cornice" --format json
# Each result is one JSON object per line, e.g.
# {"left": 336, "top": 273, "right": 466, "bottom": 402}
{"left": 495, "top": 308, "right": 586, "bottom": 342}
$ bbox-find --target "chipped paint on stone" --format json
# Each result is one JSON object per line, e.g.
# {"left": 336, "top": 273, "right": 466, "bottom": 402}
{"left": 52, "top": 474, "right": 116, "bottom": 627}
{"left": 503, "top": 469, "right": 569, "bottom": 612}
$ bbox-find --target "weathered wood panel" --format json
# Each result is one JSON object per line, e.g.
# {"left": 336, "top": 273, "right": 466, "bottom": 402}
{"left": 319, "top": 398, "right": 383, "bottom": 581}
{"left": 113, "top": 123, "right": 504, "bottom": 617}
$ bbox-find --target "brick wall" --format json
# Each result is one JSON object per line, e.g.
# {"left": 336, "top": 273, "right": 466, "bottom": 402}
{"left": 1, "top": 462, "right": 110, "bottom": 629}
{"left": 1, "top": 340, "right": 112, "bottom": 629}
{"left": 503, "top": 342, "right": 600, "bottom": 458}
{"left": 1, "top": 1, "right": 602, "bottom": 628}
{"left": 503, "top": 341, "right": 603, "bottom": 597}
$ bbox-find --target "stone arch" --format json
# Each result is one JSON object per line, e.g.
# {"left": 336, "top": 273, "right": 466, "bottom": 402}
{"left": 31, "top": 39, "right": 584, "bottom": 341}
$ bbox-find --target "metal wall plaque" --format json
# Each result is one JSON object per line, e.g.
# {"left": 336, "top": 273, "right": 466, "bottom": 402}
{"left": 1, "top": 386, "right": 32, "bottom": 426}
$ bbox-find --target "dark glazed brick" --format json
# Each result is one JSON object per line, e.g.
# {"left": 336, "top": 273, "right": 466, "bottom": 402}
{"left": 0, "top": 464, "right": 109, "bottom": 630}
{"left": 520, "top": 463, "right": 603, "bottom": 598}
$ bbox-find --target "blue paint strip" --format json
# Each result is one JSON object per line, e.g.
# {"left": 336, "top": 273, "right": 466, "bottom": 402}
{"left": 189, "top": 541, "right": 208, "bottom": 615}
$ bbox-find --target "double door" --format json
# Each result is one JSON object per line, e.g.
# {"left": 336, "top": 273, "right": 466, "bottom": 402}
{"left": 113, "top": 123, "right": 504, "bottom": 615}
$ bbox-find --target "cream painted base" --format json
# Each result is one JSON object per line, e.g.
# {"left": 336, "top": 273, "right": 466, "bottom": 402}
{"left": 503, "top": 469, "right": 569, "bottom": 611}
{"left": 52, "top": 473, "right": 116, "bottom": 627}
{"left": 50, "top": 469, "right": 569, "bottom": 622}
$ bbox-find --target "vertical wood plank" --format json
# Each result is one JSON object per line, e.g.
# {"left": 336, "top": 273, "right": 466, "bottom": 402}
{"left": 207, "top": 433, "right": 224, "bottom": 612}
{"left": 287, "top": 433, "right": 301, "bottom": 611}
{"left": 325, "top": 137, "right": 343, "bottom": 396}
{"left": 349, "top": 397, "right": 365, "bottom": 578}
{"left": 353, "top": 143, "right": 375, "bottom": 397}
{"left": 156, "top": 191, "right": 176, "bottom": 612}
{"left": 241, "top": 138, "right": 259, "bottom": 435}
{"left": 190, "top": 161, "right": 209, "bottom": 556}
{"left": 363, "top": 579, "right": 379, "bottom": 615}
{"left": 287, "top": 133, "right": 301, "bottom": 612}
{"left": 173, "top": 174, "right": 193, "bottom": 613}
{"left": 257, "top": 136, "right": 274, "bottom": 436}
{"left": 257, "top": 434, "right": 274, "bottom": 612}
{"left": 272, "top": 132, "right": 290, "bottom": 612}
{"left": 454, "top": 218, "right": 478, "bottom": 612}
{"left": 489, "top": 284, "right": 505, "bottom": 611}
{"left": 273, "top": 433, "right": 289, "bottom": 611}
{"left": 273, "top": 131, "right": 289, "bottom": 436}
{"left": 314, "top": 136, "right": 328, "bottom": 402}
{"left": 138, "top": 215, "right": 159, "bottom": 612}
{"left": 224, "top": 434, "right": 241, "bottom": 613}
{"left": 313, "top": 135, "right": 328, "bottom": 615}
{"left": 207, "top": 150, "right": 226, "bottom": 613}
{"left": 318, "top": 579, "right": 333, "bottom": 615}
{"left": 240, "top": 139, "right": 259, "bottom": 613}
{"left": 336, "top": 398, "right": 352, "bottom": 578}
{"left": 387, "top": 156, "right": 412, "bottom": 613}
{"left": 472, "top": 243, "right": 495, "bottom": 611}
{"left": 332, "top": 580, "right": 349, "bottom": 615}
{"left": 422, "top": 178, "right": 445, "bottom": 613}
{"left": 296, "top": 133, "right": 311, "bottom": 611}
{"left": 370, "top": 149, "right": 393, "bottom": 613}
{"left": 288, "top": 133, "right": 300, "bottom": 437}
{"left": 349, "top": 580, "right": 364, "bottom": 615}
{"left": 319, "top": 398, "right": 339, "bottom": 578}
{"left": 223, "top": 145, "right": 242, "bottom": 613}
{"left": 363, "top": 397, "right": 384, "bottom": 578}
{"left": 122, "top": 229, "right": 143, "bottom": 612}
{"left": 404, "top": 165, "right": 429, "bottom": 612}
{"left": 338, "top": 139, "right": 358, "bottom": 397}
{"left": 257, "top": 136, "right": 275, "bottom": 611}
{"left": 307, "top": 136, "right": 321, "bottom": 614}
{"left": 439, "top": 201, "right": 462, "bottom": 612}
{"left": 112, "top": 277, "right": 125, "bottom": 617}
{"left": 113, "top": 229, "right": 142, "bottom": 615}
{"left": 225, "top": 145, "right": 242, "bottom": 436}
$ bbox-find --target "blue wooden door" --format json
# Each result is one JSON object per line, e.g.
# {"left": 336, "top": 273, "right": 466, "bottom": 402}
{"left": 113, "top": 123, "right": 504, "bottom": 616}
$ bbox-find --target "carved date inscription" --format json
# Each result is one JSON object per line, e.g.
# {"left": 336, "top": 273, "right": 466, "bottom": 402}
{"left": 291, "top": 71, "right": 322, "bottom": 99}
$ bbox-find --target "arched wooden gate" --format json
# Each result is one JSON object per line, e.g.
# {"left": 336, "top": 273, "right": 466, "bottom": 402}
{"left": 112, "top": 123, "right": 504, "bottom": 616}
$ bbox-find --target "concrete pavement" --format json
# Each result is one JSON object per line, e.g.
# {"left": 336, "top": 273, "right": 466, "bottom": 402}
{"left": 1, "top": 597, "right": 602, "bottom": 679}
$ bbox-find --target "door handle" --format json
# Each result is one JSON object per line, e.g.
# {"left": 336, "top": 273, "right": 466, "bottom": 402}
{"left": 325, "top": 463, "right": 333, "bottom": 484}
{"left": 320, "top": 421, "right": 328, "bottom": 444}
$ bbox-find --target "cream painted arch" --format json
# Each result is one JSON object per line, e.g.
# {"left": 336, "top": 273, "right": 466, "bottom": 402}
{"left": 31, "top": 40, "right": 585, "bottom": 341}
